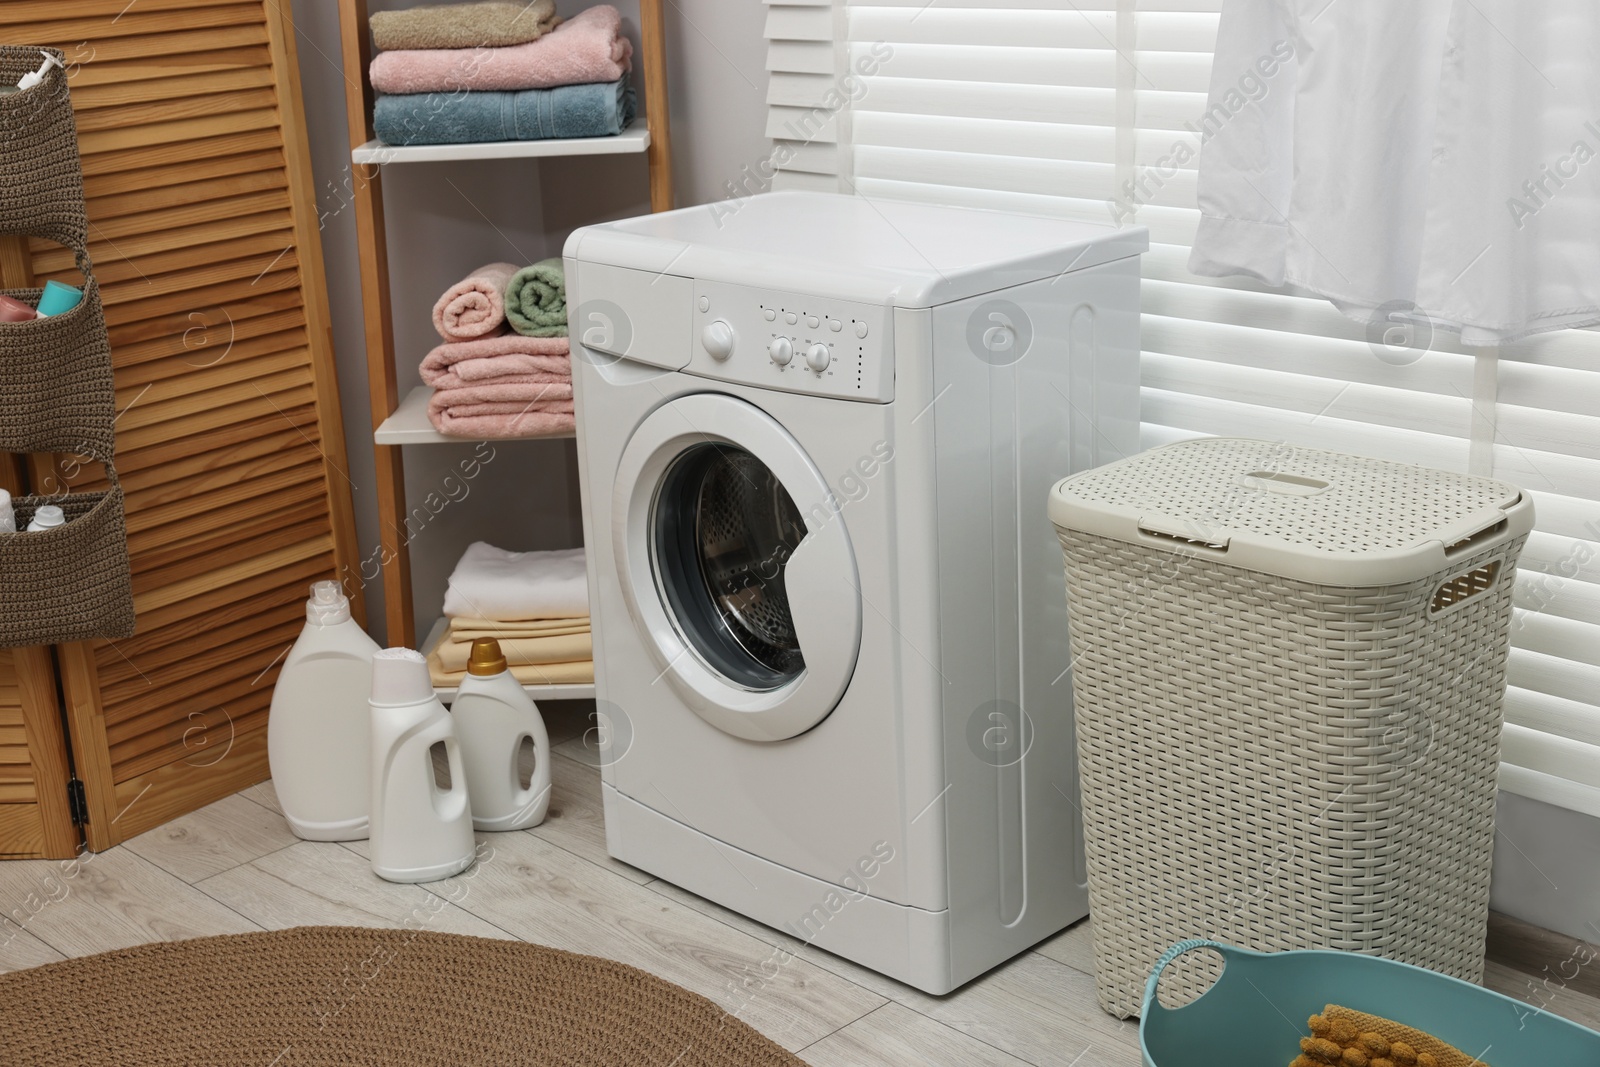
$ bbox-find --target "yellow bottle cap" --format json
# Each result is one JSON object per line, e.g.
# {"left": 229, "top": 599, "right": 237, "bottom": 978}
{"left": 467, "top": 637, "right": 507, "bottom": 676}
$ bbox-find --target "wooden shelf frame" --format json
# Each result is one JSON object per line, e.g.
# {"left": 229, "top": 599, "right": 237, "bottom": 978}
{"left": 337, "top": 0, "right": 674, "bottom": 645}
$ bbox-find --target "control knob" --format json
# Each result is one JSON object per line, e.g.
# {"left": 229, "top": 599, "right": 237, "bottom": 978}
{"left": 769, "top": 336, "right": 795, "bottom": 366}
{"left": 702, "top": 320, "right": 735, "bottom": 361}
{"left": 805, "top": 343, "right": 831, "bottom": 373}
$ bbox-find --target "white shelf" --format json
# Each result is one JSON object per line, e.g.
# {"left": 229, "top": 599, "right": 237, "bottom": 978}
{"left": 352, "top": 125, "right": 650, "bottom": 165}
{"left": 421, "top": 616, "right": 595, "bottom": 704}
{"left": 375, "top": 386, "right": 575, "bottom": 445}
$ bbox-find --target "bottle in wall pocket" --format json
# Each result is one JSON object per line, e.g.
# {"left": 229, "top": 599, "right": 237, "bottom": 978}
{"left": 267, "top": 581, "right": 380, "bottom": 841}
{"left": 25, "top": 504, "right": 63, "bottom": 532}
{"left": 368, "top": 647, "right": 476, "bottom": 884}
{"left": 452, "top": 637, "right": 552, "bottom": 831}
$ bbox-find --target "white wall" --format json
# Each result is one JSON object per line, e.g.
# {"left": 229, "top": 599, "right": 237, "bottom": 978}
{"left": 290, "top": 0, "right": 771, "bottom": 644}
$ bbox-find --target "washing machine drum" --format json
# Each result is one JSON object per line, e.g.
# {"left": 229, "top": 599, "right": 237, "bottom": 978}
{"left": 613, "top": 394, "right": 862, "bottom": 741}
{"left": 655, "top": 445, "right": 808, "bottom": 689}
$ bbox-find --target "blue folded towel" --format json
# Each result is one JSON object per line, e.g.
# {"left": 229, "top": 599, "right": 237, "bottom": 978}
{"left": 374, "top": 79, "right": 635, "bottom": 146}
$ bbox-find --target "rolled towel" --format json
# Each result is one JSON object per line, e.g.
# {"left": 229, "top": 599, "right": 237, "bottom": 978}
{"left": 506, "top": 258, "right": 567, "bottom": 337}
{"left": 420, "top": 334, "right": 569, "bottom": 388}
{"left": 431, "top": 262, "right": 517, "bottom": 340}
{"left": 373, "top": 79, "right": 635, "bottom": 147}
{"left": 443, "top": 543, "right": 588, "bottom": 621}
{"left": 371, "top": 6, "right": 629, "bottom": 95}
{"left": 370, "top": 0, "right": 559, "bottom": 52}
{"left": 427, "top": 380, "right": 574, "bottom": 438}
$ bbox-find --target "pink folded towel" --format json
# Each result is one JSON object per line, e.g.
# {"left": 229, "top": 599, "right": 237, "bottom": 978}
{"left": 370, "top": 6, "right": 633, "bottom": 95}
{"left": 428, "top": 381, "right": 575, "bottom": 438}
{"left": 432, "top": 262, "right": 518, "bottom": 340}
{"left": 420, "top": 334, "right": 570, "bottom": 388}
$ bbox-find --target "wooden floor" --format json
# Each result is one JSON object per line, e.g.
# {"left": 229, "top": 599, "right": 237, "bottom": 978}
{"left": 3, "top": 702, "right": 1598, "bottom": 1064}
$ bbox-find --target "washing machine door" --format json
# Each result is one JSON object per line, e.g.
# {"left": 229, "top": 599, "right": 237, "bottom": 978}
{"left": 613, "top": 393, "right": 861, "bottom": 741}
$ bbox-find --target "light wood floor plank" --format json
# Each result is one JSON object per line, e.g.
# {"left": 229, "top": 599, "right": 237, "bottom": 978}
{"left": 0, "top": 924, "right": 66, "bottom": 973}
{"left": 124, "top": 791, "right": 299, "bottom": 882}
{"left": 0, "top": 848, "right": 259, "bottom": 957}
{"left": 801, "top": 1002, "right": 1036, "bottom": 1067}
{"left": 195, "top": 840, "right": 513, "bottom": 941}
{"left": 239, "top": 778, "right": 282, "bottom": 815}
{"left": 529, "top": 753, "right": 650, "bottom": 884}
{"left": 430, "top": 829, "right": 886, "bottom": 1052}
{"left": 645, "top": 877, "right": 1140, "bottom": 1065}
{"left": 1483, "top": 958, "right": 1600, "bottom": 1032}
{"left": 1036, "top": 917, "right": 1098, "bottom": 977}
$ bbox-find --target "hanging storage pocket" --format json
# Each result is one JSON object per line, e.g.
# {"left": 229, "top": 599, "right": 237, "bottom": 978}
{"left": 0, "top": 42, "right": 134, "bottom": 646}
{"left": 0, "top": 477, "right": 134, "bottom": 647}
{"left": 0, "top": 274, "right": 115, "bottom": 458}
{"left": 0, "top": 46, "right": 88, "bottom": 251}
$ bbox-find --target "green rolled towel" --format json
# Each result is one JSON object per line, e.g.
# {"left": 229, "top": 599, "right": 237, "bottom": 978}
{"left": 506, "top": 258, "right": 567, "bottom": 337}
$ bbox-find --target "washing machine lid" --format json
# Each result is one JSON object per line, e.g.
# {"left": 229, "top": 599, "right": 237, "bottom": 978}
{"left": 563, "top": 191, "right": 1148, "bottom": 309}
{"left": 612, "top": 393, "right": 862, "bottom": 741}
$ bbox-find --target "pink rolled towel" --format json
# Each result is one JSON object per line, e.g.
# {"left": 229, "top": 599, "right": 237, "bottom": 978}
{"left": 428, "top": 381, "right": 575, "bottom": 438}
{"left": 420, "top": 334, "right": 570, "bottom": 388}
{"left": 432, "top": 262, "right": 518, "bottom": 340}
{"left": 370, "top": 6, "right": 632, "bottom": 95}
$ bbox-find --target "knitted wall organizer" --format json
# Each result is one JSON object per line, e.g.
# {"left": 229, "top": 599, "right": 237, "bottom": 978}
{"left": 0, "top": 46, "right": 134, "bottom": 646}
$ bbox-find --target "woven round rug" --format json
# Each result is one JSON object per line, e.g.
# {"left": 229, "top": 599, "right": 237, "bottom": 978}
{"left": 2, "top": 926, "right": 805, "bottom": 1066}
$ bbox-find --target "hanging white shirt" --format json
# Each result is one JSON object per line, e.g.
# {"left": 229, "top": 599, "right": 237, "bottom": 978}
{"left": 1189, "top": 0, "right": 1600, "bottom": 346}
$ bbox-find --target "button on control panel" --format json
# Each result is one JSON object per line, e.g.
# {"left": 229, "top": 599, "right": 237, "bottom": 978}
{"left": 690, "top": 281, "right": 893, "bottom": 402}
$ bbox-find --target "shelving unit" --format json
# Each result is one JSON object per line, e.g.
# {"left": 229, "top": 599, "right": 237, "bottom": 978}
{"left": 337, "top": 0, "right": 673, "bottom": 699}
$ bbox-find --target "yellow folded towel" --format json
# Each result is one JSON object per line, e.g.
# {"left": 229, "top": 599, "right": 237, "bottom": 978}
{"left": 1292, "top": 1004, "right": 1480, "bottom": 1067}
{"left": 448, "top": 615, "right": 591, "bottom": 640}
{"left": 434, "top": 632, "right": 593, "bottom": 672}
{"left": 428, "top": 654, "right": 593, "bottom": 688}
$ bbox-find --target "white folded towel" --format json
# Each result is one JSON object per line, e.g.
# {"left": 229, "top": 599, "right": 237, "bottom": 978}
{"left": 441, "top": 543, "right": 589, "bottom": 621}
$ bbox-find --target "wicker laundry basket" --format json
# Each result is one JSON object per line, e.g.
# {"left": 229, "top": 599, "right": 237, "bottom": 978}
{"left": 1048, "top": 438, "right": 1534, "bottom": 1018}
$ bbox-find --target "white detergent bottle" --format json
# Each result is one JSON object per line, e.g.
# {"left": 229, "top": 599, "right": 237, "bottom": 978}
{"left": 268, "top": 581, "right": 380, "bottom": 841}
{"left": 453, "top": 638, "right": 552, "bottom": 831}
{"left": 368, "top": 648, "right": 476, "bottom": 884}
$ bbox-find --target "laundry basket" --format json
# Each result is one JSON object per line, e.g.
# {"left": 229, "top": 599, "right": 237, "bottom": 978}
{"left": 1141, "top": 940, "right": 1600, "bottom": 1067}
{"left": 1048, "top": 438, "right": 1534, "bottom": 1018}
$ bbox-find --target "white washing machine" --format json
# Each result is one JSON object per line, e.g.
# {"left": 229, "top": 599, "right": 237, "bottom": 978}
{"left": 565, "top": 192, "right": 1145, "bottom": 994}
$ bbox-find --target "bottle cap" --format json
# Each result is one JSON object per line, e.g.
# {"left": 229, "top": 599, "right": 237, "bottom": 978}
{"left": 466, "top": 637, "right": 508, "bottom": 677}
{"left": 28, "top": 504, "right": 64, "bottom": 530}
{"left": 305, "top": 580, "right": 352, "bottom": 625}
{"left": 370, "top": 647, "right": 432, "bottom": 706}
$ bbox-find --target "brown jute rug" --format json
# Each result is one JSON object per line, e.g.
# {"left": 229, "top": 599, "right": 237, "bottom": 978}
{"left": 1, "top": 926, "right": 806, "bottom": 1066}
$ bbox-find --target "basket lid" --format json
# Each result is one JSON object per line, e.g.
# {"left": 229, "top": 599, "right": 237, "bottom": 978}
{"left": 1048, "top": 438, "right": 1534, "bottom": 586}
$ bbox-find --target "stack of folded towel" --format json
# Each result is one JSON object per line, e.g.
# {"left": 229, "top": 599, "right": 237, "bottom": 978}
{"left": 426, "top": 258, "right": 571, "bottom": 437}
{"left": 369, "top": 2, "right": 636, "bottom": 146}
{"left": 429, "top": 543, "right": 594, "bottom": 688}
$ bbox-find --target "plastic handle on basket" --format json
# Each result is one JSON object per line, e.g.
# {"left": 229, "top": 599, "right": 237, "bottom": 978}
{"left": 1142, "top": 939, "right": 1234, "bottom": 1017}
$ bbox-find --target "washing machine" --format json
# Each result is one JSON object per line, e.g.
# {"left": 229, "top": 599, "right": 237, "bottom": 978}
{"left": 565, "top": 191, "right": 1145, "bottom": 994}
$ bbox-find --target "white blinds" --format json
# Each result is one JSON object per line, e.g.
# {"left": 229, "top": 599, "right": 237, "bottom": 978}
{"left": 763, "top": 0, "right": 1600, "bottom": 817}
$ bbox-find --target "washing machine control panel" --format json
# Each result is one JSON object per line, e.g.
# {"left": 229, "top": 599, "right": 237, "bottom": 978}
{"left": 688, "top": 281, "right": 893, "bottom": 403}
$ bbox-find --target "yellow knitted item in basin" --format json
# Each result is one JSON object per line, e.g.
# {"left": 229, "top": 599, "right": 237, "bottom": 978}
{"left": 1290, "top": 1005, "right": 1489, "bottom": 1067}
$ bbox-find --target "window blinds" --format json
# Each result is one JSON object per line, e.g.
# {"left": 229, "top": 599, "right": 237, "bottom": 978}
{"left": 763, "top": 0, "right": 1600, "bottom": 818}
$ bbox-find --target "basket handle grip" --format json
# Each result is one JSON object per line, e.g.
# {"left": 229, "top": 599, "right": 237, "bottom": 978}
{"left": 1142, "top": 939, "right": 1235, "bottom": 1017}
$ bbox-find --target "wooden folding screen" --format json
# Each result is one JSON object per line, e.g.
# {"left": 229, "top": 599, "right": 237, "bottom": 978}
{"left": 0, "top": 0, "right": 360, "bottom": 853}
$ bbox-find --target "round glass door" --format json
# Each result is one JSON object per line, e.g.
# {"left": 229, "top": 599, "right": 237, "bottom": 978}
{"left": 612, "top": 393, "right": 861, "bottom": 741}
{"left": 652, "top": 444, "right": 808, "bottom": 690}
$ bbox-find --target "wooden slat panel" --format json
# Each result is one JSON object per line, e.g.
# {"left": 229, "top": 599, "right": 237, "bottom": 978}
{"left": 0, "top": 433, "right": 77, "bottom": 856}
{"left": 27, "top": 3, "right": 264, "bottom": 44}
{"left": 0, "top": 2, "right": 361, "bottom": 850}
{"left": 106, "top": 723, "right": 271, "bottom": 842}
{"left": 71, "top": 68, "right": 279, "bottom": 113}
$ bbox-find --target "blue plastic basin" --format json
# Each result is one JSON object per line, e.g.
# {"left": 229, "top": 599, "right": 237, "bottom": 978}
{"left": 1141, "top": 940, "right": 1600, "bottom": 1067}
